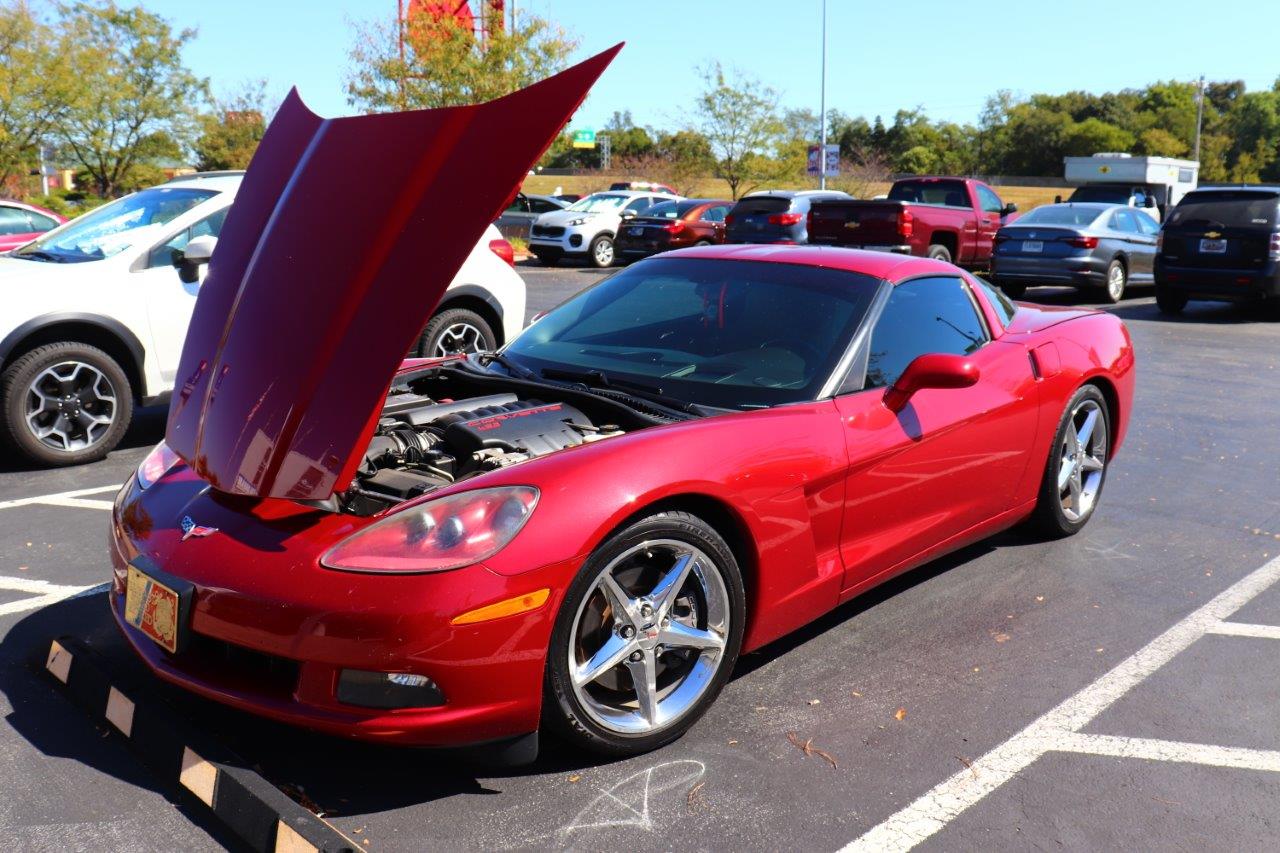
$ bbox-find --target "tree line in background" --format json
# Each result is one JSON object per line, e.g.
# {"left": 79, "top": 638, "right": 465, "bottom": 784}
{"left": 3, "top": 0, "right": 1279, "bottom": 209}
{"left": 0, "top": 0, "right": 265, "bottom": 209}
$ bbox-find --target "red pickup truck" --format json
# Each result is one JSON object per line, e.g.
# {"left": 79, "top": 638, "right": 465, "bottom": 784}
{"left": 807, "top": 177, "right": 1018, "bottom": 268}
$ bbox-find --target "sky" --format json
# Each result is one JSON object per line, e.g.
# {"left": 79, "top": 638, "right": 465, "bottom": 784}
{"left": 146, "top": 0, "right": 1280, "bottom": 134}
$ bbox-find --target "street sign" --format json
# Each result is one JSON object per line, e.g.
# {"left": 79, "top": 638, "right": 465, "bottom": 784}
{"left": 572, "top": 129, "right": 596, "bottom": 149}
{"left": 807, "top": 144, "right": 839, "bottom": 177}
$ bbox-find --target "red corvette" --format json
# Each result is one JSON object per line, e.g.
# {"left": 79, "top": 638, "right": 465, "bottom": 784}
{"left": 108, "top": 52, "right": 1135, "bottom": 760}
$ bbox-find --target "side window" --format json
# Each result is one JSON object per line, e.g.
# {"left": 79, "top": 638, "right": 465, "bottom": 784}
{"left": 973, "top": 276, "right": 1018, "bottom": 326}
{"left": 530, "top": 198, "right": 559, "bottom": 214}
{"left": 701, "top": 205, "right": 729, "bottom": 223}
{"left": 148, "top": 208, "right": 229, "bottom": 268}
{"left": 27, "top": 211, "right": 59, "bottom": 231}
{"left": 1134, "top": 211, "right": 1160, "bottom": 235}
{"left": 624, "top": 197, "right": 652, "bottom": 213}
{"left": 977, "top": 185, "right": 1004, "bottom": 213}
{"left": 0, "top": 207, "right": 31, "bottom": 235}
{"left": 864, "top": 277, "right": 988, "bottom": 389}
{"left": 504, "top": 195, "right": 530, "bottom": 213}
{"left": 1112, "top": 210, "right": 1139, "bottom": 233}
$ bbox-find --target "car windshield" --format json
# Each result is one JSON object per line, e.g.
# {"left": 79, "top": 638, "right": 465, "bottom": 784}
{"left": 568, "top": 194, "right": 630, "bottom": 213}
{"left": 1017, "top": 206, "right": 1104, "bottom": 227}
{"left": 1167, "top": 191, "right": 1279, "bottom": 229}
{"left": 502, "top": 257, "right": 880, "bottom": 409}
{"left": 12, "top": 187, "right": 216, "bottom": 263}
{"left": 643, "top": 201, "right": 701, "bottom": 220}
{"left": 1069, "top": 186, "right": 1133, "bottom": 204}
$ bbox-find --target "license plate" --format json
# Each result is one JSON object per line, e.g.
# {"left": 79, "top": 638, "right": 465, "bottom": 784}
{"left": 1022, "top": 240, "right": 1043, "bottom": 253}
{"left": 124, "top": 564, "right": 186, "bottom": 653}
{"left": 627, "top": 226, "right": 644, "bottom": 236}
{"left": 1199, "top": 238, "right": 1227, "bottom": 253}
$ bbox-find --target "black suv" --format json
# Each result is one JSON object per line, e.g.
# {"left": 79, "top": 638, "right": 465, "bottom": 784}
{"left": 1154, "top": 187, "right": 1280, "bottom": 314}
{"left": 724, "top": 190, "right": 852, "bottom": 245}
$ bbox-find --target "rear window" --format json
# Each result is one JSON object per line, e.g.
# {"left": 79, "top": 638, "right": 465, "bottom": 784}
{"left": 730, "top": 196, "right": 791, "bottom": 216}
{"left": 1017, "top": 206, "right": 1104, "bottom": 227}
{"left": 643, "top": 201, "right": 704, "bottom": 219}
{"left": 1069, "top": 186, "right": 1135, "bottom": 205}
{"left": 888, "top": 180, "right": 969, "bottom": 207}
{"left": 1167, "top": 191, "right": 1279, "bottom": 229}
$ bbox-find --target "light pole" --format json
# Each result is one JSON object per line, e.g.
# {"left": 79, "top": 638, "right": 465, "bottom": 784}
{"left": 818, "top": 0, "right": 827, "bottom": 189}
{"left": 1192, "top": 74, "right": 1205, "bottom": 162}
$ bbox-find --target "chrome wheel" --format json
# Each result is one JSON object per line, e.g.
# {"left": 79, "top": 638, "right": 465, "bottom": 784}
{"left": 432, "top": 322, "right": 485, "bottom": 357}
{"left": 568, "top": 539, "right": 729, "bottom": 735}
{"left": 1106, "top": 262, "right": 1126, "bottom": 301}
{"left": 592, "top": 236, "right": 614, "bottom": 267}
{"left": 24, "top": 360, "right": 117, "bottom": 452}
{"left": 1057, "top": 398, "right": 1107, "bottom": 522}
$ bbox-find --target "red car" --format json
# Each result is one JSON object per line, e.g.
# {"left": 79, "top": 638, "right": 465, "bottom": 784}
{"left": 615, "top": 198, "right": 733, "bottom": 260}
{"left": 108, "top": 53, "right": 1135, "bottom": 760}
{"left": 0, "top": 200, "right": 64, "bottom": 252}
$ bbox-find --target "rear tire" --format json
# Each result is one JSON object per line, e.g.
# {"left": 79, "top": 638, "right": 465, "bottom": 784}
{"left": 1031, "top": 385, "right": 1110, "bottom": 538}
{"left": 1155, "top": 284, "right": 1187, "bottom": 315}
{"left": 544, "top": 510, "right": 746, "bottom": 756}
{"left": 926, "top": 244, "right": 952, "bottom": 263}
{"left": 1100, "top": 259, "right": 1126, "bottom": 303}
{"left": 415, "top": 308, "right": 496, "bottom": 358}
{"left": 1, "top": 341, "right": 133, "bottom": 467}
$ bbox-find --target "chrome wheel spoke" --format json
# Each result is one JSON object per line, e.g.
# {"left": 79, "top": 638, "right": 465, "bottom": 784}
{"left": 659, "top": 619, "right": 724, "bottom": 652}
{"left": 625, "top": 650, "right": 660, "bottom": 725}
{"left": 1076, "top": 408, "right": 1099, "bottom": 448}
{"left": 1081, "top": 454, "right": 1105, "bottom": 473}
{"left": 1057, "top": 456, "right": 1074, "bottom": 491}
{"left": 574, "top": 633, "right": 633, "bottom": 688}
{"left": 649, "top": 552, "right": 695, "bottom": 620}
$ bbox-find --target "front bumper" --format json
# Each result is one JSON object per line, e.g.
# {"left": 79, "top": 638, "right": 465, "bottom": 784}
{"left": 528, "top": 229, "right": 591, "bottom": 256}
{"left": 1154, "top": 259, "right": 1280, "bottom": 302}
{"left": 109, "top": 473, "right": 575, "bottom": 747}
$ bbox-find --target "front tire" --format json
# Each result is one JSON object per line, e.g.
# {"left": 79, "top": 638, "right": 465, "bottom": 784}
{"left": 544, "top": 511, "right": 746, "bottom": 756}
{"left": 1, "top": 342, "right": 133, "bottom": 466}
{"left": 1031, "top": 385, "right": 1110, "bottom": 538}
{"left": 415, "top": 307, "right": 496, "bottom": 358}
{"left": 588, "top": 234, "right": 616, "bottom": 268}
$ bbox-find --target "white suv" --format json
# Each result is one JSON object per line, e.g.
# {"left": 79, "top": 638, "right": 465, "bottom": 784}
{"left": 529, "top": 190, "right": 679, "bottom": 268}
{"left": 0, "top": 173, "right": 525, "bottom": 466}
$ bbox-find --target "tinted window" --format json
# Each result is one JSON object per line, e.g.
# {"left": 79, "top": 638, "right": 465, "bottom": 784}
{"left": 26, "top": 211, "right": 58, "bottom": 231}
{"left": 865, "top": 277, "right": 988, "bottom": 389}
{"left": 888, "top": 179, "right": 969, "bottom": 207}
{"left": 0, "top": 207, "right": 30, "bottom": 235}
{"left": 1135, "top": 210, "right": 1160, "bottom": 235}
{"left": 730, "top": 196, "right": 791, "bottom": 216}
{"left": 504, "top": 196, "right": 530, "bottom": 213}
{"left": 624, "top": 197, "right": 653, "bottom": 212}
{"left": 974, "top": 276, "right": 1018, "bottom": 327}
{"left": 976, "top": 185, "right": 1004, "bottom": 214}
{"left": 701, "top": 204, "right": 730, "bottom": 223}
{"left": 1111, "top": 210, "right": 1139, "bottom": 233}
{"left": 1069, "top": 186, "right": 1134, "bottom": 204}
{"left": 503, "top": 257, "right": 880, "bottom": 409}
{"left": 529, "top": 198, "right": 560, "bottom": 213}
{"left": 1017, "top": 206, "right": 1105, "bottom": 227}
{"left": 1167, "top": 191, "right": 1279, "bottom": 229}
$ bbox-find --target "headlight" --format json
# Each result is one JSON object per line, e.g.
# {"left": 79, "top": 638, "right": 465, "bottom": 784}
{"left": 568, "top": 217, "right": 587, "bottom": 227}
{"left": 136, "top": 441, "right": 180, "bottom": 489}
{"left": 321, "top": 486, "right": 539, "bottom": 573}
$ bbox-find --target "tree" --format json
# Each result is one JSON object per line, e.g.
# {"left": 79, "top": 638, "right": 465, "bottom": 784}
{"left": 346, "top": 9, "right": 577, "bottom": 112}
{"left": 0, "top": 2, "right": 76, "bottom": 193}
{"left": 693, "top": 63, "right": 784, "bottom": 199}
{"left": 1063, "top": 117, "right": 1135, "bottom": 157}
{"left": 1136, "top": 128, "right": 1188, "bottom": 157}
{"left": 613, "top": 129, "right": 713, "bottom": 195}
{"left": 194, "top": 81, "right": 272, "bottom": 171}
{"left": 56, "top": 2, "right": 205, "bottom": 197}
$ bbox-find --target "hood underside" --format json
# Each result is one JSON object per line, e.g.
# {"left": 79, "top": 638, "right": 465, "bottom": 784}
{"left": 164, "top": 45, "right": 621, "bottom": 501}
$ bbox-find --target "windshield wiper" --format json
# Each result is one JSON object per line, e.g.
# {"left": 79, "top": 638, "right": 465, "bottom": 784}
{"left": 474, "top": 351, "right": 539, "bottom": 381}
{"left": 540, "top": 367, "right": 702, "bottom": 414}
{"left": 12, "top": 250, "right": 65, "bottom": 263}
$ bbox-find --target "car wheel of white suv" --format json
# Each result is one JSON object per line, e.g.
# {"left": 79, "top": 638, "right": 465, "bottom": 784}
{"left": 1, "top": 342, "right": 134, "bottom": 466}
{"left": 416, "top": 308, "right": 497, "bottom": 358}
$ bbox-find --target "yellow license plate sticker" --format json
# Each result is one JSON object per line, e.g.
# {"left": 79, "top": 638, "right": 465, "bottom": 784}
{"left": 124, "top": 565, "right": 181, "bottom": 653}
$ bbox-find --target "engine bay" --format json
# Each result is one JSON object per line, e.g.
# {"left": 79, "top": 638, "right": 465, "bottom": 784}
{"left": 343, "top": 364, "right": 658, "bottom": 513}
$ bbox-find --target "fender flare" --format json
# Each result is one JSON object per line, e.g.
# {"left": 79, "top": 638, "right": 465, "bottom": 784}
{"left": 0, "top": 312, "right": 148, "bottom": 398}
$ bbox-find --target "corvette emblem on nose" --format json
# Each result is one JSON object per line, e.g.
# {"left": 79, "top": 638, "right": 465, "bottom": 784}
{"left": 180, "top": 515, "right": 218, "bottom": 541}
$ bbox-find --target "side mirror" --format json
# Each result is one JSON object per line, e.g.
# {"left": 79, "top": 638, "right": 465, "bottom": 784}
{"left": 883, "top": 353, "right": 980, "bottom": 413}
{"left": 176, "top": 235, "right": 217, "bottom": 284}
{"left": 619, "top": 209, "right": 637, "bottom": 220}
{"left": 1001, "top": 202, "right": 1018, "bottom": 217}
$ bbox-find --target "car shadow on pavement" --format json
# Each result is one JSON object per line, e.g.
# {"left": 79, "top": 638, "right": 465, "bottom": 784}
{"left": 1105, "top": 300, "right": 1278, "bottom": 325}
{"left": 0, "top": 592, "right": 240, "bottom": 847}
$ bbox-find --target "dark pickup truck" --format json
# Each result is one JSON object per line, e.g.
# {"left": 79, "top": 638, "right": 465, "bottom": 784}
{"left": 807, "top": 177, "right": 1018, "bottom": 268}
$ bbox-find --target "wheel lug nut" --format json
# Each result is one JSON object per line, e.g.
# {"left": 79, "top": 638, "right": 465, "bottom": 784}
{"left": 620, "top": 625, "right": 635, "bottom": 639}
{"left": 629, "top": 650, "right": 643, "bottom": 662}
{"left": 640, "top": 604, "right": 653, "bottom": 618}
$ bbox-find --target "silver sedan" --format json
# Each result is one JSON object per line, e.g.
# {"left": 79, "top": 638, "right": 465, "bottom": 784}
{"left": 990, "top": 203, "right": 1160, "bottom": 303}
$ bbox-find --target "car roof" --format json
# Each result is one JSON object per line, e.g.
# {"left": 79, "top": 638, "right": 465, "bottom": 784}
{"left": 658, "top": 243, "right": 959, "bottom": 283}
{"left": 741, "top": 189, "right": 850, "bottom": 199}
{"left": 587, "top": 189, "right": 678, "bottom": 198}
{"left": 160, "top": 172, "right": 243, "bottom": 193}
{"left": 1183, "top": 185, "right": 1280, "bottom": 196}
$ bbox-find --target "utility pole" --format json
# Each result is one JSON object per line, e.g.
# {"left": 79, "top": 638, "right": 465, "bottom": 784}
{"left": 1193, "top": 74, "right": 1205, "bottom": 162}
{"left": 818, "top": 0, "right": 828, "bottom": 189}
{"left": 38, "top": 144, "right": 49, "bottom": 196}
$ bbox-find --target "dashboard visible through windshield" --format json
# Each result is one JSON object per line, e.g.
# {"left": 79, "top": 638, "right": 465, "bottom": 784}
{"left": 502, "top": 257, "right": 880, "bottom": 410}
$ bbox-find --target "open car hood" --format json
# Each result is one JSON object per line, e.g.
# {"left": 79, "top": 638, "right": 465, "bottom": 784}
{"left": 165, "top": 45, "right": 621, "bottom": 500}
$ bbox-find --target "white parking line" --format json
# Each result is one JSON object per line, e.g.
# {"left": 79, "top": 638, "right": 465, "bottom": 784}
{"left": 0, "top": 484, "right": 118, "bottom": 512}
{"left": 0, "top": 576, "right": 103, "bottom": 616}
{"left": 1207, "top": 621, "right": 1280, "bottom": 640}
{"left": 845, "top": 554, "right": 1280, "bottom": 852}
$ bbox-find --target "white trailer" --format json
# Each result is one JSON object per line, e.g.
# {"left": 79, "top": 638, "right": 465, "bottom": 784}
{"left": 1062, "top": 153, "right": 1199, "bottom": 221}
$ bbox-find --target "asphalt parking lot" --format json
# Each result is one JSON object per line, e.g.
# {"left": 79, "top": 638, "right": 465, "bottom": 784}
{"left": 3, "top": 266, "right": 1280, "bottom": 851}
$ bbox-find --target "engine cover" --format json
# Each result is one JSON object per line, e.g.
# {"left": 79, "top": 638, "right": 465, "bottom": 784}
{"left": 440, "top": 400, "right": 590, "bottom": 456}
